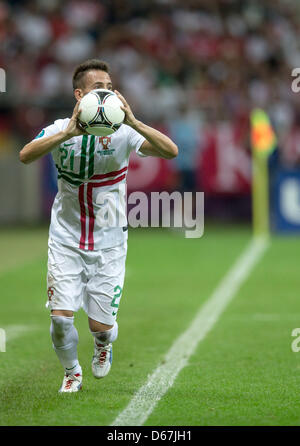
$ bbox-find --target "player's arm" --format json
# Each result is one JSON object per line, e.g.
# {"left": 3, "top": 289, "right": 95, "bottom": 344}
{"left": 114, "top": 90, "right": 178, "bottom": 160}
{"left": 19, "top": 101, "right": 85, "bottom": 164}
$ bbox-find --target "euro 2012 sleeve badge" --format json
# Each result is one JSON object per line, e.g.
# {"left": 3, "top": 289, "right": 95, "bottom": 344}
{"left": 35, "top": 129, "right": 45, "bottom": 139}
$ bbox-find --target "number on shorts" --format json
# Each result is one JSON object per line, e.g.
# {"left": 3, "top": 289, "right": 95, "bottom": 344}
{"left": 111, "top": 285, "right": 122, "bottom": 316}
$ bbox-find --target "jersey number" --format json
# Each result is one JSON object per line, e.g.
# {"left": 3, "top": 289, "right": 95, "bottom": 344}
{"left": 59, "top": 148, "right": 75, "bottom": 171}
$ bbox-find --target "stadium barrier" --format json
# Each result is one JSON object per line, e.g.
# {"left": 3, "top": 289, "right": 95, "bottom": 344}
{"left": 271, "top": 168, "right": 300, "bottom": 233}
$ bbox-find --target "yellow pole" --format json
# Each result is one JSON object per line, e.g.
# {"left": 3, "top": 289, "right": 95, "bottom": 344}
{"left": 250, "top": 108, "right": 276, "bottom": 240}
{"left": 252, "top": 149, "right": 270, "bottom": 239}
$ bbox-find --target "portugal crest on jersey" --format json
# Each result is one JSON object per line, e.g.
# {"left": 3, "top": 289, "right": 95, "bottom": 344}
{"left": 99, "top": 136, "right": 111, "bottom": 149}
{"left": 98, "top": 136, "right": 114, "bottom": 155}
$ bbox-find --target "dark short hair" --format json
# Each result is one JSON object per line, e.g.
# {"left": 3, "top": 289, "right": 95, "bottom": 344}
{"left": 72, "top": 59, "right": 110, "bottom": 90}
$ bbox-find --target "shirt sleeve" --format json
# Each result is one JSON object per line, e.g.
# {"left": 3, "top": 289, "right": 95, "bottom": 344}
{"left": 32, "top": 119, "right": 68, "bottom": 163}
{"left": 33, "top": 121, "right": 62, "bottom": 141}
{"left": 126, "top": 125, "right": 147, "bottom": 157}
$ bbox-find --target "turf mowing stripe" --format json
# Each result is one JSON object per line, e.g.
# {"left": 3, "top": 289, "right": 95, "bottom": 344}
{"left": 111, "top": 236, "right": 269, "bottom": 426}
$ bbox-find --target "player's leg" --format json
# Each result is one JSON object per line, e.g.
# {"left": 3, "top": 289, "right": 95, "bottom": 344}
{"left": 47, "top": 239, "right": 85, "bottom": 392}
{"left": 50, "top": 309, "right": 82, "bottom": 391}
{"left": 86, "top": 242, "right": 127, "bottom": 378}
{"left": 89, "top": 321, "right": 119, "bottom": 379}
{"left": 88, "top": 319, "right": 117, "bottom": 348}
{"left": 88, "top": 318, "right": 118, "bottom": 378}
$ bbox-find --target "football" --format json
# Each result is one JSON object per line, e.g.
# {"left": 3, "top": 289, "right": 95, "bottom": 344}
{"left": 78, "top": 89, "right": 125, "bottom": 136}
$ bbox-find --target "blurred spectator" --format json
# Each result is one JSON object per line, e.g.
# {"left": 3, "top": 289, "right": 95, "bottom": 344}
{"left": 169, "top": 104, "right": 203, "bottom": 191}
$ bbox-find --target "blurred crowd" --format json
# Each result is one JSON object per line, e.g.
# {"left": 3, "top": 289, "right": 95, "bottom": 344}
{"left": 1, "top": 0, "right": 300, "bottom": 169}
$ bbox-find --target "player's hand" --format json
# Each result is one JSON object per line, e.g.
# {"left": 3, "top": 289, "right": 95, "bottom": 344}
{"left": 114, "top": 90, "right": 137, "bottom": 127}
{"left": 64, "top": 101, "right": 88, "bottom": 138}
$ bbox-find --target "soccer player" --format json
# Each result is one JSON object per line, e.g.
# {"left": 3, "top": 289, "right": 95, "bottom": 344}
{"left": 19, "top": 59, "right": 178, "bottom": 393}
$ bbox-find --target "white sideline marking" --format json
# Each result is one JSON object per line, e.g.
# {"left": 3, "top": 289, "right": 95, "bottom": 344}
{"left": 112, "top": 236, "right": 269, "bottom": 426}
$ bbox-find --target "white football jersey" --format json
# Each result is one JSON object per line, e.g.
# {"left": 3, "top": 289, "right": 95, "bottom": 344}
{"left": 34, "top": 118, "right": 146, "bottom": 250}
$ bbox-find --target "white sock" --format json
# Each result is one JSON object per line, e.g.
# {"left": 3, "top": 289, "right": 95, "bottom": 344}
{"left": 50, "top": 315, "right": 82, "bottom": 375}
{"left": 92, "top": 322, "right": 118, "bottom": 346}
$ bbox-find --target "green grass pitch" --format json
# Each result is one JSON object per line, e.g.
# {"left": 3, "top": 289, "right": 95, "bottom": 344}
{"left": 0, "top": 225, "right": 300, "bottom": 426}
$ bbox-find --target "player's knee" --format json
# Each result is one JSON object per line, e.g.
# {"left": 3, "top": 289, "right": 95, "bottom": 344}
{"left": 92, "top": 321, "right": 118, "bottom": 345}
{"left": 50, "top": 315, "right": 74, "bottom": 345}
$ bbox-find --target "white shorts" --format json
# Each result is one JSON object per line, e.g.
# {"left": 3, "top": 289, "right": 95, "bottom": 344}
{"left": 46, "top": 238, "right": 127, "bottom": 325}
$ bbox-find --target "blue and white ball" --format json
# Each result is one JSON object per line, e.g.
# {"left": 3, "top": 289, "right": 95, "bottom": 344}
{"left": 78, "top": 89, "right": 125, "bottom": 136}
